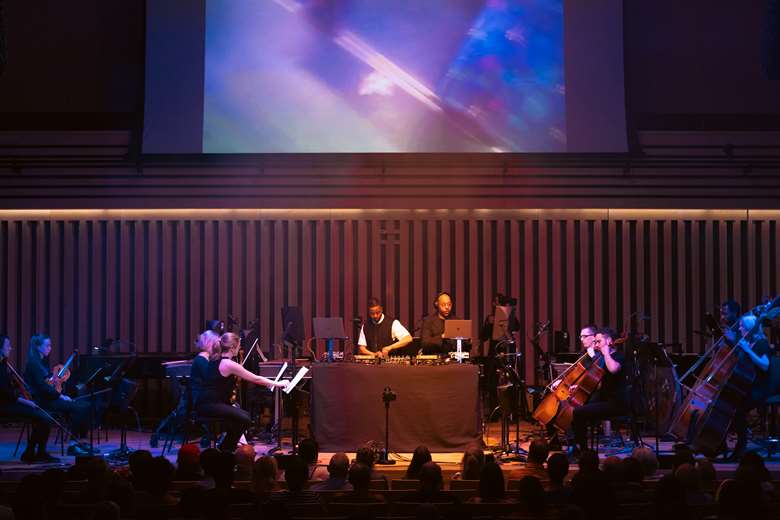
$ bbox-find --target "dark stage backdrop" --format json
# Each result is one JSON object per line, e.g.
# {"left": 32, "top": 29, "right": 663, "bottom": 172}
{"left": 0, "top": 209, "right": 777, "bottom": 384}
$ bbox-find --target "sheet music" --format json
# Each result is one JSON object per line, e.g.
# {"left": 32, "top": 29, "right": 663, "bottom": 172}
{"left": 270, "top": 362, "right": 288, "bottom": 390}
{"left": 283, "top": 366, "right": 309, "bottom": 394}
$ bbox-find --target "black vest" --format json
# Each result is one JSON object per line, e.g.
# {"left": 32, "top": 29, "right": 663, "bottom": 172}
{"left": 364, "top": 316, "right": 395, "bottom": 352}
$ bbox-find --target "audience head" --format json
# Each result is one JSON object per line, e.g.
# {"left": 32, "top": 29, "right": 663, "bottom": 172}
{"left": 176, "top": 444, "right": 202, "bottom": 479}
{"left": 284, "top": 455, "right": 309, "bottom": 493}
{"left": 461, "top": 445, "right": 485, "bottom": 480}
{"left": 85, "top": 456, "right": 110, "bottom": 482}
{"left": 630, "top": 447, "right": 659, "bottom": 478}
{"left": 577, "top": 449, "right": 599, "bottom": 475}
{"left": 672, "top": 444, "right": 695, "bottom": 471}
{"left": 674, "top": 463, "right": 701, "bottom": 492}
{"left": 129, "top": 449, "right": 154, "bottom": 481}
{"left": 516, "top": 476, "right": 545, "bottom": 514}
{"left": 527, "top": 437, "right": 549, "bottom": 465}
{"left": 252, "top": 455, "right": 278, "bottom": 493}
{"left": 326, "top": 452, "right": 350, "bottom": 479}
{"left": 546, "top": 452, "right": 569, "bottom": 485}
{"left": 621, "top": 456, "right": 644, "bottom": 484}
{"left": 145, "top": 456, "right": 175, "bottom": 496}
{"left": 297, "top": 438, "right": 319, "bottom": 466}
{"left": 407, "top": 445, "right": 432, "bottom": 479}
{"left": 348, "top": 462, "right": 372, "bottom": 493}
{"left": 355, "top": 446, "right": 377, "bottom": 469}
{"left": 478, "top": 462, "right": 505, "bottom": 501}
{"left": 696, "top": 459, "right": 717, "bottom": 486}
{"left": 736, "top": 451, "right": 771, "bottom": 483}
{"left": 717, "top": 478, "right": 766, "bottom": 517}
{"left": 418, "top": 461, "right": 443, "bottom": 496}
{"left": 200, "top": 447, "right": 222, "bottom": 478}
{"left": 601, "top": 456, "right": 623, "bottom": 482}
{"left": 234, "top": 445, "right": 256, "bottom": 475}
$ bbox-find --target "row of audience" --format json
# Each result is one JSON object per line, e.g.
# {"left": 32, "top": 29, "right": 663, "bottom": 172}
{"left": 1, "top": 436, "right": 778, "bottom": 519}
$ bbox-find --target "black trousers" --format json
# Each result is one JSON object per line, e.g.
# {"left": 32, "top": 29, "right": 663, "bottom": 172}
{"left": 0, "top": 401, "right": 53, "bottom": 450}
{"left": 196, "top": 401, "right": 251, "bottom": 452}
{"left": 571, "top": 400, "right": 626, "bottom": 450}
{"left": 731, "top": 399, "right": 762, "bottom": 452}
{"left": 42, "top": 397, "right": 91, "bottom": 437}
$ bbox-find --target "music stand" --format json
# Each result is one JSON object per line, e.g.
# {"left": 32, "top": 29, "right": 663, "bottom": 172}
{"left": 444, "top": 319, "right": 472, "bottom": 363}
{"left": 313, "top": 317, "right": 347, "bottom": 362}
{"left": 636, "top": 342, "right": 677, "bottom": 453}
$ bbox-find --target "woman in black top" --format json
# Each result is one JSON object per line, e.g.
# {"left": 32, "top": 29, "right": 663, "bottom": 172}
{"left": 0, "top": 335, "right": 56, "bottom": 462}
{"left": 195, "top": 332, "right": 287, "bottom": 452}
{"left": 23, "top": 334, "right": 91, "bottom": 453}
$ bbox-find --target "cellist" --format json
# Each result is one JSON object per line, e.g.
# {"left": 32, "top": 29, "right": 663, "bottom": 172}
{"left": 568, "top": 328, "right": 628, "bottom": 458}
{"left": 723, "top": 314, "right": 771, "bottom": 461}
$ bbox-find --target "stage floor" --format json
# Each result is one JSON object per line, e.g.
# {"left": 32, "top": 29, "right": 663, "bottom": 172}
{"left": 0, "top": 420, "right": 779, "bottom": 481}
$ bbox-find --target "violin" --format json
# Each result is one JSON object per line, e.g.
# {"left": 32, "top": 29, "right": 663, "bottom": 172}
{"left": 47, "top": 350, "right": 76, "bottom": 394}
{"left": 6, "top": 360, "right": 33, "bottom": 401}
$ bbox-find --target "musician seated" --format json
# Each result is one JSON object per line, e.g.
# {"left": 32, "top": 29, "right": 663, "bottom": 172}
{"left": 0, "top": 335, "right": 57, "bottom": 463}
{"left": 724, "top": 314, "right": 772, "bottom": 461}
{"left": 568, "top": 328, "right": 627, "bottom": 458}
{"left": 357, "top": 297, "right": 412, "bottom": 359}
{"left": 194, "top": 331, "right": 287, "bottom": 452}
{"left": 421, "top": 292, "right": 468, "bottom": 354}
{"left": 23, "top": 333, "right": 92, "bottom": 456}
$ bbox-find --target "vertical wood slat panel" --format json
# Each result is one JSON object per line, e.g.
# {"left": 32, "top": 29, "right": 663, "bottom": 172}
{"left": 1, "top": 214, "right": 779, "bottom": 368}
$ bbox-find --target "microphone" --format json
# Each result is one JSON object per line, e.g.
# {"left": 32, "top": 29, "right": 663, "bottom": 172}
{"left": 352, "top": 316, "right": 363, "bottom": 324}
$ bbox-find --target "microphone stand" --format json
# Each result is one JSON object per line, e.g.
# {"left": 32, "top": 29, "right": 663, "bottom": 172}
{"left": 376, "top": 387, "right": 396, "bottom": 465}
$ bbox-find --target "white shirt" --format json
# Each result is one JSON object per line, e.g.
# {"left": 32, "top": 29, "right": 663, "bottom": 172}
{"left": 357, "top": 314, "right": 411, "bottom": 347}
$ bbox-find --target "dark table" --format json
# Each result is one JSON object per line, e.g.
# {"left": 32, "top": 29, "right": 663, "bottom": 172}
{"left": 310, "top": 363, "right": 481, "bottom": 452}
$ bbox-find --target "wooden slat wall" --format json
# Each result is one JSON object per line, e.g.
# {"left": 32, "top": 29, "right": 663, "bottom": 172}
{"left": 1, "top": 210, "right": 778, "bottom": 384}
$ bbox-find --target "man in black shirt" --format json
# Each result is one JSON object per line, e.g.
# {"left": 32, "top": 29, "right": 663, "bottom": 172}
{"left": 420, "top": 292, "right": 462, "bottom": 355}
{"left": 569, "top": 328, "right": 627, "bottom": 457}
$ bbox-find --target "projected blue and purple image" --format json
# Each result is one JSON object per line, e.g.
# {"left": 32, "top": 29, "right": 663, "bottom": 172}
{"left": 203, "top": 0, "right": 565, "bottom": 153}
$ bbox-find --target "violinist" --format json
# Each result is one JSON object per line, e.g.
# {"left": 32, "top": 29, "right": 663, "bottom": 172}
{"left": 724, "top": 314, "right": 771, "bottom": 461}
{"left": 0, "top": 335, "right": 57, "bottom": 463}
{"left": 24, "top": 334, "right": 92, "bottom": 456}
{"left": 568, "top": 328, "right": 627, "bottom": 457}
{"left": 194, "top": 331, "right": 288, "bottom": 452}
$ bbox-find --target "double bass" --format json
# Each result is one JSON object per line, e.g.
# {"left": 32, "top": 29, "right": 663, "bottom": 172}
{"left": 532, "top": 347, "right": 610, "bottom": 431}
{"left": 667, "top": 295, "right": 780, "bottom": 454}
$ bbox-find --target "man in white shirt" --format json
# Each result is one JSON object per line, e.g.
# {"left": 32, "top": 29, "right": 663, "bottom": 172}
{"left": 358, "top": 298, "right": 412, "bottom": 358}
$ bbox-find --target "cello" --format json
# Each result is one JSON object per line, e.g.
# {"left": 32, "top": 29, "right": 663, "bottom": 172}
{"left": 532, "top": 344, "right": 612, "bottom": 432}
{"left": 667, "top": 295, "right": 780, "bottom": 454}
